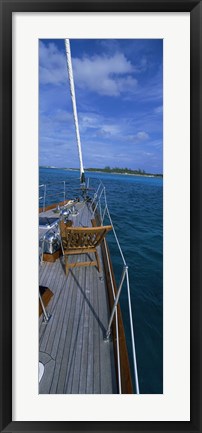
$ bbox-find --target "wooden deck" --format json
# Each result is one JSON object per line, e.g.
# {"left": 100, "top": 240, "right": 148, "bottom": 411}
{"left": 39, "top": 201, "right": 117, "bottom": 394}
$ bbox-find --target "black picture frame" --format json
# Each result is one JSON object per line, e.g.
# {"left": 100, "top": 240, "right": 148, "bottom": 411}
{"left": 0, "top": 0, "right": 201, "bottom": 432}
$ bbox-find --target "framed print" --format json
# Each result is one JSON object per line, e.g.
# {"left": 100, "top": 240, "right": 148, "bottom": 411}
{"left": 0, "top": 0, "right": 201, "bottom": 432}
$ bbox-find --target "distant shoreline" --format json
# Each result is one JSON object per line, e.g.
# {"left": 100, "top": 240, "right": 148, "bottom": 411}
{"left": 84, "top": 170, "right": 162, "bottom": 178}
{"left": 39, "top": 166, "right": 163, "bottom": 178}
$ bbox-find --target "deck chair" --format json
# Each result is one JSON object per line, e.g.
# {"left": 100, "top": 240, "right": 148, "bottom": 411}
{"left": 60, "top": 222, "right": 112, "bottom": 275}
{"left": 60, "top": 219, "right": 73, "bottom": 234}
{"left": 59, "top": 220, "right": 73, "bottom": 254}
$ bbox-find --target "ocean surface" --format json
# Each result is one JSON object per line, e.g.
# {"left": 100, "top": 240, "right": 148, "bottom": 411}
{"left": 39, "top": 167, "right": 163, "bottom": 394}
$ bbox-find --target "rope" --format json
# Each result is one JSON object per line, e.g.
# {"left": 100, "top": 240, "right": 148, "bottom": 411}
{"left": 103, "top": 238, "right": 122, "bottom": 394}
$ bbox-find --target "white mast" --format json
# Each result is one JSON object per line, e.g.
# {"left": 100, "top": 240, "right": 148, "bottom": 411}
{"left": 65, "top": 39, "right": 85, "bottom": 184}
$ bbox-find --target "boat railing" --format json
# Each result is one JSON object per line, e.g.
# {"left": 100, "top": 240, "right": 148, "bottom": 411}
{"left": 91, "top": 180, "right": 140, "bottom": 395}
{"left": 39, "top": 182, "right": 65, "bottom": 212}
{"left": 39, "top": 177, "right": 139, "bottom": 394}
{"left": 39, "top": 181, "right": 81, "bottom": 212}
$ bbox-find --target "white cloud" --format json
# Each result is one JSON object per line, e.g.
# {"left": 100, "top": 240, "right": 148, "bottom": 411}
{"left": 78, "top": 112, "right": 121, "bottom": 137}
{"left": 136, "top": 131, "right": 149, "bottom": 140}
{"left": 39, "top": 41, "right": 138, "bottom": 97}
{"left": 95, "top": 124, "right": 121, "bottom": 138}
{"left": 79, "top": 112, "right": 102, "bottom": 129}
{"left": 128, "top": 131, "right": 149, "bottom": 144}
{"left": 39, "top": 41, "right": 67, "bottom": 85}
{"left": 154, "top": 105, "right": 163, "bottom": 114}
{"left": 143, "top": 152, "right": 153, "bottom": 156}
{"left": 73, "top": 53, "right": 137, "bottom": 96}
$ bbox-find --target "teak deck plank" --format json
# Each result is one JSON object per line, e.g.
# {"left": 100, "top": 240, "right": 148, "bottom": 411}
{"left": 78, "top": 265, "right": 91, "bottom": 394}
{"left": 86, "top": 262, "right": 94, "bottom": 394}
{"left": 70, "top": 267, "right": 86, "bottom": 394}
{"left": 56, "top": 270, "right": 79, "bottom": 393}
{"left": 39, "top": 201, "right": 117, "bottom": 394}
{"left": 65, "top": 266, "right": 86, "bottom": 393}
{"left": 49, "top": 271, "right": 75, "bottom": 394}
{"left": 92, "top": 264, "right": 101, "bottom": 394}
{"left": 39, "top": 262, "right": 62, "bottom": 345}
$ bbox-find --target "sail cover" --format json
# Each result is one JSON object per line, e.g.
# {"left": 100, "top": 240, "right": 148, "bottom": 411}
{"left": 65, "top": 39, "right": 85, "bottom": 184}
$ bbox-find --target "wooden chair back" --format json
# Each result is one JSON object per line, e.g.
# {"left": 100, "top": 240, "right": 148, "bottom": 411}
{"left": 61, "top": 225, "right": 112, "bottom": 251}
{"left": 59, "top": 219, "right": 72, "bottom": 235}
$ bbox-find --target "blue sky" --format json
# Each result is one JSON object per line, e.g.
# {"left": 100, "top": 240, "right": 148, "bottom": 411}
{"left": 39, "top": 39, "right": 163, "bottom": 173}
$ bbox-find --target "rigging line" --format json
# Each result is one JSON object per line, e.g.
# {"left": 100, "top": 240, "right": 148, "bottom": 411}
{"left": 65, "top": 39, "right": 85, "bottom": 184}
{"left": 103, "top": 238, "right": 122, "bottom": 394}
{"left": 106, "top": 205, "right": 127, "bottom": 266}
{"left": 125, "top": 269, "right": 140, "bottom": 394}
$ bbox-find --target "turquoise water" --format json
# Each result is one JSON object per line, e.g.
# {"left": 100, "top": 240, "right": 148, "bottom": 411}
{"left": 39, "top": 167, "right": 163, "bottom": 394}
